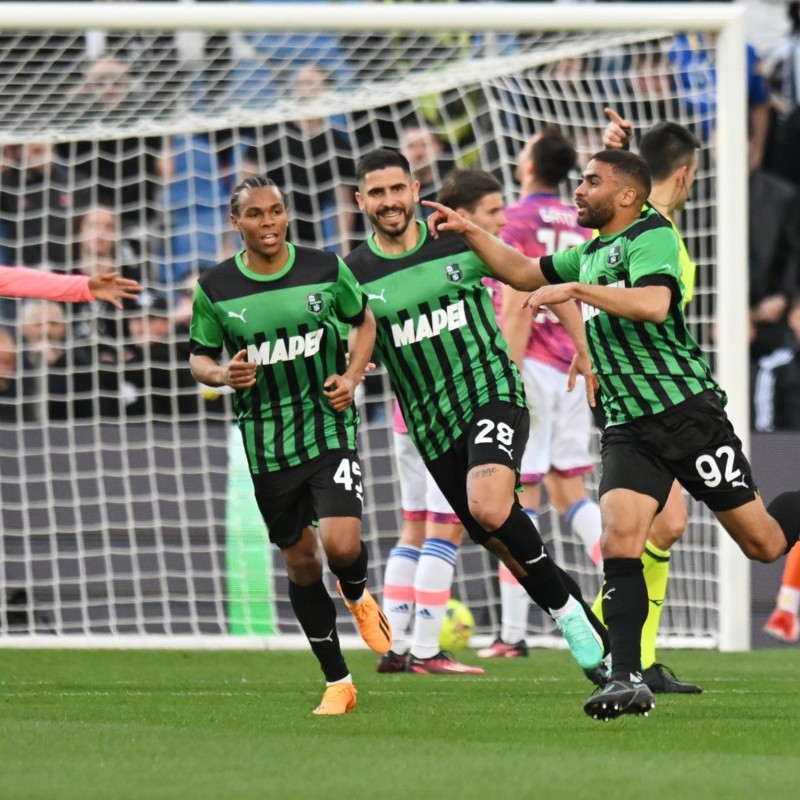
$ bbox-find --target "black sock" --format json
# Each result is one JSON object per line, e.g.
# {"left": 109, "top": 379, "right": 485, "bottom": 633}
{"left": 767, "top": 491, "right": 800, "bottom": 551}
{"left": 602, "top": 557, "right": 648, "bottom": 680}
{"left": 490, "top": 506, "right": 569, "bottom": 611}
{"left": 329, "top": 541, "right": 369, "bottom": 601}
{"left": 289, "top": 578, "right": 348, "bottom": 682}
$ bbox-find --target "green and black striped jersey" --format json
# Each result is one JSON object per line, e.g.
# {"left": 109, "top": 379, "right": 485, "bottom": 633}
{"left": 346, "top": 221, "right": 525, "bottom": 461}
{"left": 541, "top": 205, "right": 723, "bottom": 426}
{"left": 190, "top": 245, "right": 367, "bottom": 473}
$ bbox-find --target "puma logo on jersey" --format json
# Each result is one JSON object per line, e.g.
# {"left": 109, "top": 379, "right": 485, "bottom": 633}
{"left": 497, "top": 443, "right": 514, "bottom": 460}
{"left": 731, "top": 477, "right": 748, "bottom": 489}
{"left": 367, "top": 289, "right": 387, "bottom": 303}
{"left": 228, "top": 309, "right": 247, "bottom": 323}
{"left": 391, "top": 300, "right": 466, "bottom": 347}
{"left": 247, "top": 329, "right": 324, "bottom": 365}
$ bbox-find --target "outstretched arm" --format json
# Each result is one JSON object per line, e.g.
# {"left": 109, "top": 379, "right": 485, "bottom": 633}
{"left": 87, "top": 272, "right": 143, "bottom": 308}
{"left": 423, "top": 200, "right": 550, "bottom": 291}
{"left": 0, "top": 265, "right": 141, "bottom": 306}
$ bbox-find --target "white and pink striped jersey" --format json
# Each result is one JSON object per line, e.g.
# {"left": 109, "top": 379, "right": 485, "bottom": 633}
{"left": 497, "top": 192, "right": 589, "bottom": 372}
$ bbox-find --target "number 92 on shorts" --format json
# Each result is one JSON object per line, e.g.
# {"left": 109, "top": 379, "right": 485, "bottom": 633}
{"left": 599, "top": 391, "right": 757, "bottom": 513}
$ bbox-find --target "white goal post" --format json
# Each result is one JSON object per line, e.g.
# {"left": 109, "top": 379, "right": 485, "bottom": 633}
{"left": 0, "top": 2, "right": 749, "bottom": 650}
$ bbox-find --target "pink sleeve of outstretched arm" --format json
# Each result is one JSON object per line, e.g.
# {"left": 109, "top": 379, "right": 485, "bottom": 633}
{"left": 0, "top": 265, "right": 94, "bottom": 303}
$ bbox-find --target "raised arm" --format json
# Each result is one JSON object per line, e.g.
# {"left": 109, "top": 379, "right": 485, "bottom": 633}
{"left": 602, "top": 107, "right": 635, "bottom": 150}
{"left": 423, "top": 200, "right": 550, "bottom": 291}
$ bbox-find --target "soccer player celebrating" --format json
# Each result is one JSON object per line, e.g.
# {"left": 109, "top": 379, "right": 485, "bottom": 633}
{"left": 189, "top": 176, "right": 389, "bottom": 716}
{"left": 378, "top": 168, "right": 505, "bottom": 676}
{"left": 587, "top": 109, "right": 706, "bottom": 694}
{"left": 425, "top": 149, "right": 800, "bottom": 720}
{"left": 347, "top": 148, "right": 609, "bottom": 677}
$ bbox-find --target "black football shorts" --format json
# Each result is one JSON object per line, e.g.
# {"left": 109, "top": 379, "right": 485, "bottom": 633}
{"left": 250, "top": 449, "right": 363, "bottom": 549}
{"left": 425, "top": 400, "right": 529, "bottom": 543}
{"left": 599, "top": 391, "right": 757, "bottom": 512}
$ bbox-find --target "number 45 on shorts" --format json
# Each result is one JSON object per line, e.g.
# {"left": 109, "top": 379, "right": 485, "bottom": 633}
{"left": 334, "top": 457, "right": 363, "bottom": 502}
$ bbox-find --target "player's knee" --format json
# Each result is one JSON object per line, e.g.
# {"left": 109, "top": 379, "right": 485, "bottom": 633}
{"left": 467, "top": 498, "right": 510, "bottom": 533}
{"left": 285, "top": 552, "right": 323, "bottom": 584}
{"left": 649, "top": 513, "right": 686, "bottom": 550}
{"left": 325, "top": 538, "right": 361, "bottom": 566}
{"left": 599, "top": 527, "right": 645, "bottom": 560}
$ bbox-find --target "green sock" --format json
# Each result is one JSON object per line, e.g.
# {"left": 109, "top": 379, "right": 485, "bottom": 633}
{"left": 641, "top": 541, "right": 671, "bottom": 669}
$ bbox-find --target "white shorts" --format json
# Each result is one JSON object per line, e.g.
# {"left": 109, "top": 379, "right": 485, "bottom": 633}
{"left": 520, "top": 358, "right": 595, "bottom": 482}
{"left": 392, "top": 430, "right": 459, "bottom": 521}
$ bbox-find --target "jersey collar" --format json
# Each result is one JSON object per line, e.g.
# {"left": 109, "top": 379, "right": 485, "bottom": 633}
{"left": 367, "top": 220, "right": 427, "bottom": 260}
{"left": 234, "top": 243, "right": 296, "bottom": 281}
{"left": 597, "top": 205, "right": 657, "bottom": 242}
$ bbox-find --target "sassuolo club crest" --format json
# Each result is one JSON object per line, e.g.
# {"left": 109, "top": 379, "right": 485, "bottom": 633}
{"left": 606, "top": 245, "right": 622, "bottom": 267}
{"left": 307, "top": 292, "right": 325, "bottom": 313}
{"left": 444, "top": 263, "right": 463, "bottom": 283}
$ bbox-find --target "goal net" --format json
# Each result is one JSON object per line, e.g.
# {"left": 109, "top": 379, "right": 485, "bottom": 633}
{"left": 0, "top": 3, "right": 748, "bottom": 649}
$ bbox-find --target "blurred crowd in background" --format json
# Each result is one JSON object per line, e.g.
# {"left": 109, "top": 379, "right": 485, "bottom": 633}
{"left": 1, "top": 0, "right": 800, "bottom": 430}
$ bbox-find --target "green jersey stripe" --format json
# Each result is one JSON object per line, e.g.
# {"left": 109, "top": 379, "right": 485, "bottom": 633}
{"left": 469, "top": 286, "right": 520, "bottom": 406}
{"left": 423, "top": 296, "right": 472, "bottom": 428}
{"left": 301, "top": 323, "right": 327, "bottom": 455}
{"left": 446, "top": 326, "right": 485, "bottom": 424}
{"left": 467, "top": 287, "right": 501, "bottom": 404}
{"left": 606, "top": 373, "right": 647, "bottom": 420}
{"left": 245, "top": 348, "right": 270, "bottom": 472}
{"left": 623, "top": 320, "right": 681, "bottom": 410}
{"left": 281, "top": 324, "right": 312, "bottom": 466}
{"left": 254, "top": 330, "right": 290, "bottom": 471}
{"left": 388, "top": 306, "right": 455, "bottom": 458}
{"left": 312, "top": 324, "right": 350, "bottom": 454}
{"left": 659, "top": 311, "right": 717, "bottom": 388}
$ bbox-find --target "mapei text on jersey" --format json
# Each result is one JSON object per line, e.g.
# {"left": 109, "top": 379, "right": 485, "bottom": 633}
{"left": 390, "top": 299, "right": 467, "bottom": 347}
{"left": 246, "top": 329, "right": 325, "bottom": 365}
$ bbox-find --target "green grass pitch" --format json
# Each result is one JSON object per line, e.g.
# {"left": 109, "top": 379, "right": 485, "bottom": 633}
{"left": 0, "top": 648, "right": 797, "bottom": 799}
